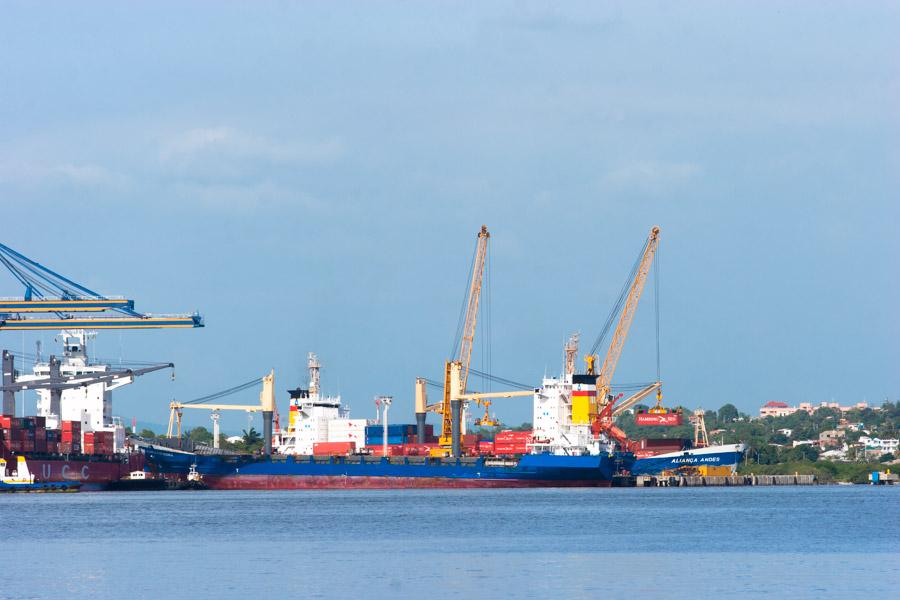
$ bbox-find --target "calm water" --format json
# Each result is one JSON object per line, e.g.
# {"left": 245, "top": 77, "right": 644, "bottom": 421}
{"left": 2, "top": 486, "right": 897, "bottom": 599}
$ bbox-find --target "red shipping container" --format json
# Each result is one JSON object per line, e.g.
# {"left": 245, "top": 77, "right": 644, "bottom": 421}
{"left": 313, "top": 441, "right": 356, "bottom": 456}
{"left": 0, "top": 416, "right": 11, "bottom": 428}
{"left": 478, "top": 441, "right": 494, "bottom": 453}
{"left": 495, "top": 430, "right": 534, "bottom": 443}
{"left": 62, "top": 420, "right": 81, "bottom": 431}
{"left": 635, "top": 413, "right": 683, "bottom": 427}
{"left": 365, "top": 444, "right": 404, "bottom": 457}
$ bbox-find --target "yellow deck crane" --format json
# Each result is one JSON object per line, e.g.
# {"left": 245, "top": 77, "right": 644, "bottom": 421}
{"left": 430, "top": 225, "right": 491, "bottom": 457}
{"left": 584, "top": 226, "right": 661, "bottom": 446}
{"left": 167, "top": 371, "right": 276, "bottom": 453}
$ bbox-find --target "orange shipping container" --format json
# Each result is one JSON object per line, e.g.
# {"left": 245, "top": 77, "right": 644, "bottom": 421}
{"left": 312, "top": 441, "right": 356, "bottom": 456}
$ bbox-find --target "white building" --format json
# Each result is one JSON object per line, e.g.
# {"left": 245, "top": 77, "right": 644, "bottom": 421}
{"left": 859, "top": 437, "right": 899, "bottom": 453}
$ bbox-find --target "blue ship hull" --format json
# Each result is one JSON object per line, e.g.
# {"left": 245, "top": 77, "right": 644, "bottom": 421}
{"left": 630, "top": 444, "right": 747, "bottom": 475}
{"left": 0, "top": 480, "right": 81, "bottom": 493}
{"left": 143, "top": 446, "right": 634, "bottom": 489}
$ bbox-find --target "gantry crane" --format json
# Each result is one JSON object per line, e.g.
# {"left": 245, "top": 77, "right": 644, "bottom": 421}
{"left": 0, "top": 242, "right": 203, "bottom": 330}
{"left": 587, "top": 226, "right": 661, "bottom": 445}
{"left": 166, "top": 371, "right": 275, "bottom": 454}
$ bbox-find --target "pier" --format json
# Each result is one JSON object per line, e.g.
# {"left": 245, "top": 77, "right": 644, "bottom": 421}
{"left": 635, "top": 474, "right": 818, "bottom": 487}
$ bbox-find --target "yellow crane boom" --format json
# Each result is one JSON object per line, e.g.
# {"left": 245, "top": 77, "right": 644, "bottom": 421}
{"left": 439, "top": 225, "right": 490, "bottom": 452}
{"left": 591, "top": 226, "right": 660, "bottom": 425}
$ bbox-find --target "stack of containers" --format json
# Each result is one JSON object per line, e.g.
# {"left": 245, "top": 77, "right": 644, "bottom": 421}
{"left": 84, "top": 431, "right": 115, "bottom": 455}
{"left": 326, "top": 419, "right": 367, "bottom": 448}
{"left": 45, "top": 429, "right": 60, "bottom": 454}
{"left": 478, "top": 440, "right": 494, "bottom": 454}
{"left": 631, "top": 437, "right": 687, "bottom": 459}
{"left": 0, "top": 416, "right": 50, "bottom": 453}
{"left": 60, "top": 420, "right": 82, "bottom": 454}
{"left": 364, "top": 423, "right": 417, "bottom": 446}
{"left": 493, "top": 430, "right": 533, "bottom": 455}
{"left": 0, "top": 416, "right": 23, "bottom": 453}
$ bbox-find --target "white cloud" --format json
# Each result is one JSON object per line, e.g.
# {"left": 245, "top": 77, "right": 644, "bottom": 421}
{"left": 601, "top": 160, "right": 702, "bottom": 193}
{"left": 170, "top": 180, "right": 326, "bottom": 214}
{"left": 158, "top": 126, "right": 343, "bottom": 167}
{"left": 0, "top": 160, "right": 128, "bottom": 188}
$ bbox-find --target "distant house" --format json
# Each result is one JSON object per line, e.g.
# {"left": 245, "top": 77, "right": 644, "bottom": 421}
{"left": 818, "top": 429, "right": 845, "bottom": 448}
{"left": 758, "top": 401, "right": 875, "bottom": 419}
{"left": 777, "top": 428, "right": 793, "bottom": 437}
{"left": 226, "top": 435, "right": 244, "bottom": 444}
{"left": 792, "top": 440, "right": 818, "bottom": 448}
{"left": 760, "top": 401, "right": 795, "bottom": 418}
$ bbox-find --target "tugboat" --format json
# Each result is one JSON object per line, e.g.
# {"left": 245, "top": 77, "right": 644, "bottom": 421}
{"left": 105, "top": 469, "right": 168, "bottom": 491}
{"left": 0, "top": 456, "right": 80, "bottom": 492}
{"left": 176, "top": 463, "right": 208, "bottom": 490}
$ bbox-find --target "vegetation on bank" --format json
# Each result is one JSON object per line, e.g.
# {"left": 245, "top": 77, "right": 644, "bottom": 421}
{"left": 133, "top": 426, "right": 265, "bottom": 453}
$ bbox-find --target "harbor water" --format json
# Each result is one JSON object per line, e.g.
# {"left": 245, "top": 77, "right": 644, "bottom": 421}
{"left": 2, "top": 486, "right": 897, "bottom": 599}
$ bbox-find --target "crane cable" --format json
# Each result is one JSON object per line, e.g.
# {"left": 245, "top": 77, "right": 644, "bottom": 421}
{"left": 449, "top": 242, "right": 478, "bottom": 361}
{"left": 589, "top": 237, "right": 648, "bottom": 357}
{"left": 654, "top": 245, "right": 661, "bottom": 382}
{"left": 181, "top": 377, "right": 261, "bottom": 405}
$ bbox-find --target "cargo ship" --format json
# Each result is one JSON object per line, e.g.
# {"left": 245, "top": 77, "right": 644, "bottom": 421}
{"left": 143, "top": 353, "right": 636, "bottom": 488}
{"left": 142, "top": 447, "right": 629, "bottom": 489}
{"left": 1, "top": 330, "right": 165, "bottom": 490}
{"left": 630, "top": 443, "right": 748, "bottom": 475}
{"left": 628, "top": 409, "right": 747, "bottom": 475}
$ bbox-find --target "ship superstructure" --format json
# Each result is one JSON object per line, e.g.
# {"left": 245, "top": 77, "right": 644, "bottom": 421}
{"left": 275, "top": 353, "right": 366, "bottom": 455}
{"left": 16, "top": 330, "right": 132, "bottom": 451}
{"left": 531, "top": 373, "right": 614, "bottom": 456}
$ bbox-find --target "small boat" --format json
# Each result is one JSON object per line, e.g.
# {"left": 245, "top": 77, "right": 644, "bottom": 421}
{"left": 105, "top": 469, "right": 169, "bottom": 491}
{"left": 0, "top": 456, "right": 81, "bottom": 493}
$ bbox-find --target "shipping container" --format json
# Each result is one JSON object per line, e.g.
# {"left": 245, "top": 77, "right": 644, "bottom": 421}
{"left": 635, "top": 413, "right": 683, "bottom": 427}
{"left": 312, "top": 441, "right": 356, "bottom": 456}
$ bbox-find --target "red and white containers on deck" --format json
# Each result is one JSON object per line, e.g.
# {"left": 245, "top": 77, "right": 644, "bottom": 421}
{"left": 493, "top": 430, "right": 533, "bottom": 455}
{"left": 326, "top": 419, "right": 367, "bottom": 449}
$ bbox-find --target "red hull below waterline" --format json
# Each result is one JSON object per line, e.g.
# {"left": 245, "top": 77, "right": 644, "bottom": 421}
{"left": 195, "top": 475, "right": 614, "bottom": 490}
{"left": 18, "top": 454, "right": 144, "bottom": 490}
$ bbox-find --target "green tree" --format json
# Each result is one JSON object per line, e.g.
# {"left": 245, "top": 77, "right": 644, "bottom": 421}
{"left": 878, "top": 453, "right": 895, "bottom": 463}
{"left": 138, "top": 428, "right": 157, "bottom": 439}
{"left": 241, "top": 427, "right": 263, "bottom": 452}
{"left": 188, "top": 426, "right": 214, "bottom": 445}
{"left": 718, "top": 403, "right": 739, "bottom": 423}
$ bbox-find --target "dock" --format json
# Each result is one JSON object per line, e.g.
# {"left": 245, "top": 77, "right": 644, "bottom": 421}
{"left": 634, "top": 473, "right": 818, "bottom": 487}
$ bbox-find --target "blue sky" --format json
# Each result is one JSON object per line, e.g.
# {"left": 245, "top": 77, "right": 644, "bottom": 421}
{"left": 1, "top": 2, "right": 897, "bottom": 433}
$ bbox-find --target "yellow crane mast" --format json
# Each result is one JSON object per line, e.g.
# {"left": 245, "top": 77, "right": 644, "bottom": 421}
{"left": 585, "top": 226, "right": 661, "bottom": 435}
{"left": 439, "top": 225, "right": 490, "bottom": 453}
